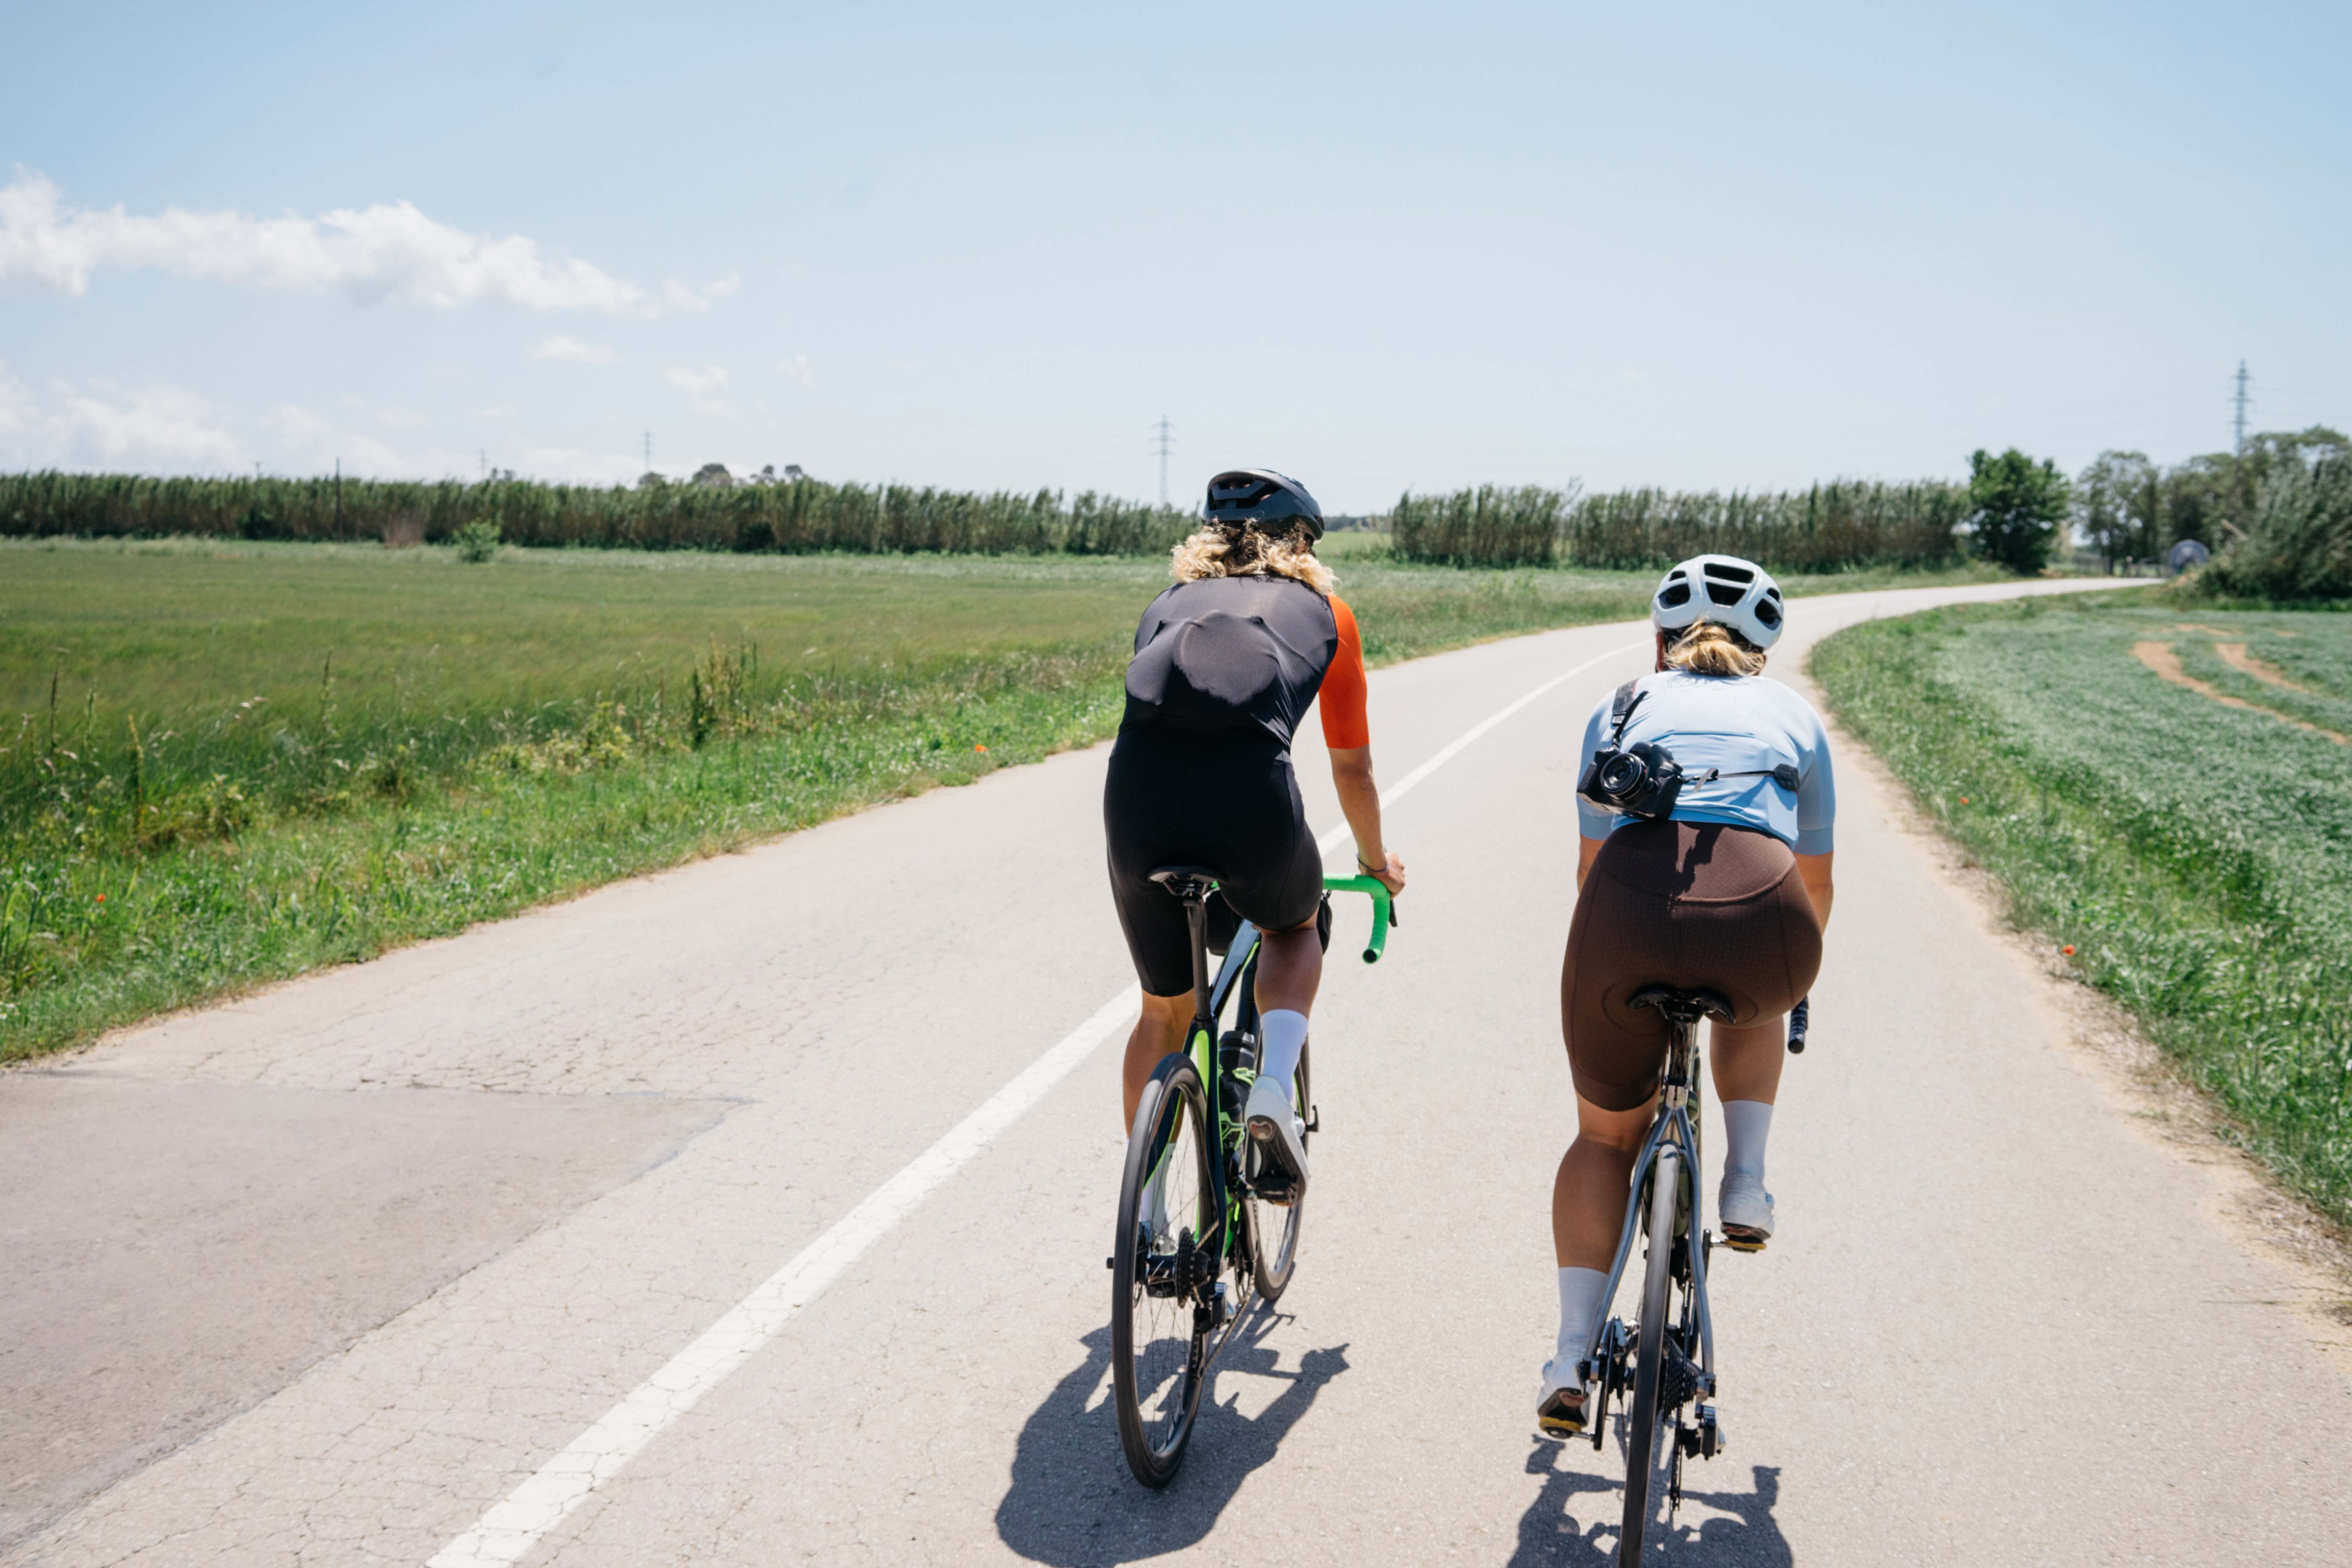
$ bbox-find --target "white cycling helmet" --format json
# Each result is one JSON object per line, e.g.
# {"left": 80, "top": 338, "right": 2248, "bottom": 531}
{"left": 1650, "top": 554, "right": 1786, "bottom": 649}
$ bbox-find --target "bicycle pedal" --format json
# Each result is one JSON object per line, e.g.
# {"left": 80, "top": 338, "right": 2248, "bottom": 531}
{"left": 1719, "top": 1232, "right": 1767, "bottom": 1254}
{"left": 1306, "top": 1106, "right": 1320, "bottom": 1134}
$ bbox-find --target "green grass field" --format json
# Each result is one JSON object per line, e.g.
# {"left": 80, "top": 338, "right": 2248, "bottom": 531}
{"left": 0, "top": 535, "right": 2005, "bottom": 1061}
{"left": 1812, "top": 593, "right": 2352, "bottom": 1225}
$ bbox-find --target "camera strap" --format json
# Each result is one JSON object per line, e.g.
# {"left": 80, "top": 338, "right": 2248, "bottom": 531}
{"left": 1607, "top": 678, "right": 1646, "bottom": 740}
{"left": 1688, "top": 763, "right": 1803, "bottom": 792}
{"left": 1606, "top": 682, "right": 1797, "bottom": 792}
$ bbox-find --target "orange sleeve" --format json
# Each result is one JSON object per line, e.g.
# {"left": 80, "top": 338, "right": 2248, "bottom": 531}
{"left": 1318, "top": 595, "right": 1371, "bottom": 750}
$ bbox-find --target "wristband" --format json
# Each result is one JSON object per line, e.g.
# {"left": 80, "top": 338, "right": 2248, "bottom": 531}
{"left": 1356, "top": 851, "right": 1383, "bottom": 874}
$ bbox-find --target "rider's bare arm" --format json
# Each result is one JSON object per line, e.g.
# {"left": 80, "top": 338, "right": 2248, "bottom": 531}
{"left": 1327, "top": 746, "right": 1405, "bottom": 895}
{"left": 1794, "top": 850, "right": 1834, "bottom": 929}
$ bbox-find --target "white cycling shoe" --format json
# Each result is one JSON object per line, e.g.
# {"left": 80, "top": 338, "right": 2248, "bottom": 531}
{"left": 1719, "top": 1170, "right": 1776, "bottom": 1251}
{"left": 1244, "top": 1075, "right": 1308, "bottom": 1206}
{"left": 1535, "top": 1357, "right": 1591, "bottom": 1437}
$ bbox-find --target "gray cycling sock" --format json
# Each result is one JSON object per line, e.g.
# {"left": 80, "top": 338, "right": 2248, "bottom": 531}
{"left": 1556, "top": 1266, "right": 1609, "bottom": 1369}
{"left": 1723, "top": 1099, "right": 1773, "bottom": 1182}
{"left": 1256, "top": 1010, "right": 1307, "bottom": 1106}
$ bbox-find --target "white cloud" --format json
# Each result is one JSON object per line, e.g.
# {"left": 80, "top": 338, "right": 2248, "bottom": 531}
{"left": 376, "top": 406, "right": 431, "bottom": 429}
{"left": 536, "top": 334, "right": 618, "bottom": 364}
{"left": 0, "top": 171, "right": 732, "bottom": 316}
{"left": 665, "top": 364, "right": 729, "bottom": 396}
{"left": 0, "top": 359, "right": 245, "bottom": 471}
{"left": 261, "top": 404, "right": 404, "bottom": 472}
{"left": 778, "top": 353, "right": 813, "bottom": 387}
{"left": 469, "top": 404, "right": 519, "bottom": 420}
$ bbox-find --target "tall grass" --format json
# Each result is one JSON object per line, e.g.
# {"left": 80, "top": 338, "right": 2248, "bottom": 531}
{"left": 1393, "top": 479, "right": 1970, "bottom": 571}
{"left": 0, "top": 471, "right": 1194, "bottom": 556}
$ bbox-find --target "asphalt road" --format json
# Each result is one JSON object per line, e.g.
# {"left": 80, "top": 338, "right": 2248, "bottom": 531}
{"left": 6, "top": 575, "right": 2348, "bottom": 1567}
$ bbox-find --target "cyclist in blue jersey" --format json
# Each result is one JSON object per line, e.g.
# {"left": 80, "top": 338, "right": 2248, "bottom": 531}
{"left": 1538, "top": 555, "right": 1838, "bottom": 1436}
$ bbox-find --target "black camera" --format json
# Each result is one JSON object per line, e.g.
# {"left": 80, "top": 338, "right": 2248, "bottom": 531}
{"left": 1578, "top": 739, "right": 1687, "bottom": 820}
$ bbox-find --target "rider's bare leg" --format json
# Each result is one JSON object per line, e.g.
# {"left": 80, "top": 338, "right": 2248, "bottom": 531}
{"left": 1553, "top": 1093, "right": 1656, "bottom": 1269}
{"left": 1251, "top": 920, "right": 1323, "bottom": 1016}
{"left": 1120, "top": 990, "right": 1191, "bottom": 1129}
{"left": 1119, "top": 917, "right": 1325, "bottom": 1130}
{"left": 1710, "top": 1015, "right": 1786, "bottom": 1104}
{"left": 1250, "top": 919, "right": 1322, "bottom": 1110}
{"left": 1712, "top": 1014, "right": 1786, "bottom": 1189}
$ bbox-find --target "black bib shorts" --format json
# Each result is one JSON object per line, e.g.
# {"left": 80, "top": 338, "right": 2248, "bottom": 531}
{"left": 1103, "top": 725, "right": 1326, "bottom": 998}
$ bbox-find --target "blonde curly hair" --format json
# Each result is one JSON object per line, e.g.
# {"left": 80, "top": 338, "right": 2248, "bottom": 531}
{"left": 1168, "top": 521, "right": 1334, "bottom": 597}
{"left": 1663, "top": 621, "right": 1768, "bottom": 677}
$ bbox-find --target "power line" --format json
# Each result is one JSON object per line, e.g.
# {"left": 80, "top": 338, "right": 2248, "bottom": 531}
{"left": 2232, "top": 360, "right": 2251, "bottom": 455}
{"left": 1153, "top": 415, "right": 1175, "bottom": 508}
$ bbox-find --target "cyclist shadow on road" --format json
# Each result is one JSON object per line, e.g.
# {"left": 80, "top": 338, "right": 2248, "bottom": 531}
{"left": 1513, "top": 1443, "right": 1792, "bottom": 1566}
{"left": 995, "top": 1312, "right": 1349, "bottom": 1566}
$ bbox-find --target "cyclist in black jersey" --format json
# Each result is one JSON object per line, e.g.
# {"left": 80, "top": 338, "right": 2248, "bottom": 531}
{"left": 1105, "top": 469, "right": 1405, "bottom": 1201}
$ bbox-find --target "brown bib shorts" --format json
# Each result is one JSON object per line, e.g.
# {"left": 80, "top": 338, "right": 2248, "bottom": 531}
{"left": 1563, "top": 820, "right": 1822, "bottom": 1112}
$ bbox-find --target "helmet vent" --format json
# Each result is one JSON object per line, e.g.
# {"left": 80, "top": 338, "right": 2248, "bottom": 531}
{"left": 1703, "top": 561, "right": 1756, "bottom": 585}
{"left": 1704, "top": 581, "right": 1745, "bottom": 605}
{"left": 1658, "top": 582, "right": 1692, "bottom": 608}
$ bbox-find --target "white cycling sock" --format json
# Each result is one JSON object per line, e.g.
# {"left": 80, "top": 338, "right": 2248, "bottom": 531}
{"left": 1255, "top": 1010, "right": 1308, "bottom": 1106}
{"left": 1556, "top": 1266, "right": 1610, "bottom": 1368}
{"left": 1723, "top": 1099, "right": 1773, "bottom": 1183}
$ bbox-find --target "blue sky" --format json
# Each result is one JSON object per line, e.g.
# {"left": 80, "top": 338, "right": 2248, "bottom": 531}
{"left": 2, "top": 0, "right": 2346, "bottom": 512}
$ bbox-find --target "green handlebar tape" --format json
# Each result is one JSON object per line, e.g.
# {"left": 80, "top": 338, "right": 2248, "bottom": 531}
{"left": 1320, "top": 874, "right": 1394, "bottom": 963}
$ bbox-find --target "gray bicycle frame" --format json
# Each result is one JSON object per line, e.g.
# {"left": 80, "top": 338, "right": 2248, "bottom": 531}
{"left": 1579, "top": 1018, "right": 1718, "bottom": 1384}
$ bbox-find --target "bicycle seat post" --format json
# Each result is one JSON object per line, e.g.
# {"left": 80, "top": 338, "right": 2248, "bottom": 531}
{"left": 1147, "top": 866, "right": 1220, "bottom": 1034}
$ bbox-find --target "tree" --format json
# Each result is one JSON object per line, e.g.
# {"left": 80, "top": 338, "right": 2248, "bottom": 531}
{"left": 1967, "top": 448, "right": 2071, "bottom": 573}
{"left": 2161, "top": 454, "right": 2233, "bottom": 548}
{"left": 2075, "top": 450, "right": 2155, "bottom": 571}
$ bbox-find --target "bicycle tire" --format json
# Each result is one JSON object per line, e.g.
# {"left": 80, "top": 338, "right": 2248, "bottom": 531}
{"left": 1618, "top": 1147, "right": 1682, "bottom": 1564}
{"left": 1112, "top": 1052, "right": 1219, "bottom": 1487}
{"left": 1248, "top": 1034, "right": 1309, "bottom": 1303}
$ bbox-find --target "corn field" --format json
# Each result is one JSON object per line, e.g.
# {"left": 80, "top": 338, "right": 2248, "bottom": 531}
{"left": 1393, "top": 480, "right": 1970, "bottom": 571}
{"left": 0, "top": 472, "right": 1195, "bottom": 556}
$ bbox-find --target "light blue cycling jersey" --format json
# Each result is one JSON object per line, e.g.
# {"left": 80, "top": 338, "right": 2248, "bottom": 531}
{"left": 1574, "top": 670, "right": 1837, "bottom": 854}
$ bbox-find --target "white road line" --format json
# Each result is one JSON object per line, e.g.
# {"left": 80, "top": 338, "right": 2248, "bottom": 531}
{"left": 426, "top": 633, "right": 1645, "bottom": 1568}
{"left": 1314, "top": 640, "right": 1645, "bottom": 854}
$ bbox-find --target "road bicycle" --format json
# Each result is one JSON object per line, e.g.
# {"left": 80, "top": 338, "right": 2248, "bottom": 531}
{"left": 1107, "top": 867, "right": 1395, "bottom": 1488}
{"left": 1557, "top": 991, "right": 1809, "bottom": 1563}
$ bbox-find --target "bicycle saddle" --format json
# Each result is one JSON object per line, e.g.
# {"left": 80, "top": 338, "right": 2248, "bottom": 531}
{"left": 1147, "top": 866, "right": 1219, "bottom": 899}
{"left": 1627, "top": 985, "right": 1734, "bottom": 1026}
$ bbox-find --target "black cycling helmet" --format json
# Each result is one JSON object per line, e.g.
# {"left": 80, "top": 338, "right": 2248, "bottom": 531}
{"left": 1202, "top": 468, "right": 1324, "bottom": 540}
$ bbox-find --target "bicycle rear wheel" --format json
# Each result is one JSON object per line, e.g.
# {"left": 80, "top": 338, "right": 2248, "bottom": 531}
{"left": 1247, "top": 1034, "right": 1309, "bottom": 1303}
{"left": 1112, "top": 1052, "right": 1219, "bottom": 1487}
{"left": 1618, "top": 1147, "right": 1682, "bottom": 1564}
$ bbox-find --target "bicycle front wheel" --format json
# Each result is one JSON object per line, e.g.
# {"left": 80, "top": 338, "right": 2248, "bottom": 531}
{"left": 1619, "top": 1146, "right": 1683, "bottom": 1564}
{"left": 1112, "top": 1052, "right": 1219, "bottom": 1487}
{"left": 1247, "top": 1034, "right": 1309, "bottom": 1303}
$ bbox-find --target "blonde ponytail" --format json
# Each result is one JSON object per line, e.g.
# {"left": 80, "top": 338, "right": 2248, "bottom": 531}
{"left": 1169, "top": 521, "right": 1335, "bottom": 597}
{"left": 1663, "top": 621, "right": 1767, "bottom": 677}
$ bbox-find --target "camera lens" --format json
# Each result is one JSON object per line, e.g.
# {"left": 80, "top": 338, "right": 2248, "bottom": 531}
{"left": 1597, "top": 752, "right": 1646, "bottom": 795}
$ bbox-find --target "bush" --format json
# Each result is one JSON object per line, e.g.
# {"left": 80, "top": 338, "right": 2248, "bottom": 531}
{"left": 2202, "top": 454, "right": 2352, "bottom": 601}
{"left": 452, "top": 518, "right": 501, "bottom": 562}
